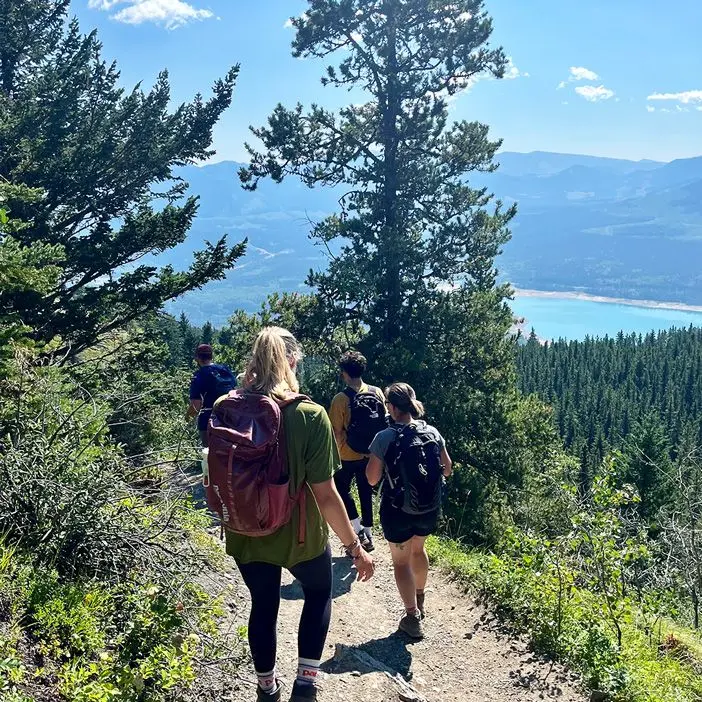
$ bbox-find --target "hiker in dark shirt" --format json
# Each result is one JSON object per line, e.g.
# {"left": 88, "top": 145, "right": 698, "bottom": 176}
{"left": 186, "top": 344, "right": 236, "bottom": 446}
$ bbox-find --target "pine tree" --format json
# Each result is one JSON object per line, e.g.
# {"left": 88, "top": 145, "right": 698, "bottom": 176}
{"left": 0, "top": 0, "right": 245, "bottom": 353}
{"left": 622, "top": 415, "right": 672, "bottom": 526}
{"left": 241, "top": 0, "right": 514, "bottom": 368}
{"left": 201, "top": 321, "right": 215, "bottom": 346}
{"left": 241, "top": 0, "right": 520, "bottom": 539}
{"left": 0, "top": 183, "right": 63, "bottom": 363}
{"left": 178, "top": 313, "right": 197, "bottom": 366}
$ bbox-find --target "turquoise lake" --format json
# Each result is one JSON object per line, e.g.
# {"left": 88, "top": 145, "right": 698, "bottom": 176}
{"left": 511, "top": 295, "right": 702, "bottom": 341}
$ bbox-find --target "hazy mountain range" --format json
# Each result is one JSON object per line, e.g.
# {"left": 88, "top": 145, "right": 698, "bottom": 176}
{"left": 160, "top": 151, "right": 702, "bottom": 326}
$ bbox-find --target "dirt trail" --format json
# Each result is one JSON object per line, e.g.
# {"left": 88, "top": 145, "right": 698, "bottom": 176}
{"left": 173, "top": 466, "right": 584, "bottom": 702}
{"left": 214, "top": 531, "right": 586, "bottom": 702}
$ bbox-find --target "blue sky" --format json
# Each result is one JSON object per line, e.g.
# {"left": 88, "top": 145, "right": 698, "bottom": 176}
{"left": 74, "top": 0, "right": 702, "bottom": 163}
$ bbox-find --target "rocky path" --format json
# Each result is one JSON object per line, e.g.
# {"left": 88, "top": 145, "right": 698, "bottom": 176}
{"left": 214, "top": 533, "right": 586, "bottom": 702}
{"left": 173, "top": 465, "right": 585, "bottom": 702}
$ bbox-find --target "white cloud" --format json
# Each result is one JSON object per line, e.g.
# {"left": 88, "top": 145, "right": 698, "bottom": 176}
{"left": 575, "top": 84, "right": 615, "bottom": 102}
{"left": 697, "top": 106, "right": 702, "bottom": 112}
{"left": 646, "top": 105, "right": 656, "bottom": 113}
{"left": 89, "top": 0, "right": 213, "bottom": 29}
{"left": 570, "top": 66, "right": 599, "bottom": 81}
{"left": 558, "top": 66, "right": 599, "bottom": 89}
{"left": 251, "top": 246, "right": 293, "bottom": 259}
{"left": 504, "top": 57, "right": 528, "bottom": 80}
{"left": 647, "top": 90, "right": 702, "bottom": 104}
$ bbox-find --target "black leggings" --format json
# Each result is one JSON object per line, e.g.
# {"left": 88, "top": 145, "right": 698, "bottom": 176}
{"left": 334, "top": 458, "right": 374, "bottom": 528}
{"left": 236, "top": 545, "right": 333, "bottom": 673}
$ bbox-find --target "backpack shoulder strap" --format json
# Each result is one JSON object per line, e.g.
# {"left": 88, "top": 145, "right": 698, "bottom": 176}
{"left": 274, "top": 392, "right": 312, "bottom": 546}
{"left": 343, "top": 387, "right": 356, "bottom": 401}
{"left": 397, "top": 421, "right": 417, "bottom": 437}
{"left": 275, "top": 392, "right": 311, "bottom": 409}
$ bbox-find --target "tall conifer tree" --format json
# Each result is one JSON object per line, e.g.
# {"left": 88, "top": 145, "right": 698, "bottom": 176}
{"left": 0, "top": 0, "right": 245, "bottom": 352}
{"left": 242, "top": 0, "right": 521, "bottom": 537}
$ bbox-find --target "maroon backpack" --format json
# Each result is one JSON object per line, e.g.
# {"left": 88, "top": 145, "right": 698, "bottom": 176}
{"left": 205, "top": 389, "right": 309, "bottom": 543}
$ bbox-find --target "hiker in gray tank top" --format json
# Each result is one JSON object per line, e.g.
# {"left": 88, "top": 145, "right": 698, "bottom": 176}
{"left": 366, "top": 383, "right": 452, "bottom": 641}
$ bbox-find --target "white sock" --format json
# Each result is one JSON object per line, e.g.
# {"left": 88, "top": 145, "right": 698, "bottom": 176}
{"left": 363, "top": 526, "right": 372, "bottom": 538}
{"left": 351, "top": 517, "right": 362, "bottom": 534}
{"left": 297, "top": 657, "right": 321, "bottom": 687}
{"left": 256, "top": 668, "right": 276, "bottom": 693}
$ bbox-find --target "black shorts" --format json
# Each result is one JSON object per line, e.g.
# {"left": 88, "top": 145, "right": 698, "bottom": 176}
{"left": 380, "top": 502, "right": 439, "bottom": 545}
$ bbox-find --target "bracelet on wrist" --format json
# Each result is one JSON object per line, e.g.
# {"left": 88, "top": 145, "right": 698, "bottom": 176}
{"left": 343, "top": 537, "right": 361, "bottom": 559}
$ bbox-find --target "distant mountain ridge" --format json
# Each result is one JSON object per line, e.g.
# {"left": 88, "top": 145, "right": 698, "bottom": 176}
{"left": 495, "top": 151, "right": 665, "bottom": 177}
{"left": 160, "top": 151, "right": 702, "bottom": 326}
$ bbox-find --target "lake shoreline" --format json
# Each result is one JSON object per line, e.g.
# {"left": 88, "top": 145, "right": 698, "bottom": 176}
{"left": 513, "top": 288, "right": 702, "bottom": 314}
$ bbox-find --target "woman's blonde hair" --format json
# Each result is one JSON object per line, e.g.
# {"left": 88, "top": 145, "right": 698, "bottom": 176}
{"left": 244, "top": 326, "right": 303, "bottom": 395}
{"left": 386, "top": 382, "right": 425, "bottom": 419}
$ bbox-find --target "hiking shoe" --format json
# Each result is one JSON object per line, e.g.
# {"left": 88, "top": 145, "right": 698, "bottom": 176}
{"left": 417, "top": 591, "right": 426, "bottom": 620}
{"left": 399, "top": 611, "right": 425, "bottom": 640}
{"left": 257, "top": 683, "right": 282, "bottom": 701}
{"left": 357, "top": 530, "right": 371, "bottom": 552}
{"left": 289, "top": 681, "right": 318, "bottom": 701}
{"left": 362, "top": 534, "right": 375, "bottom": 553}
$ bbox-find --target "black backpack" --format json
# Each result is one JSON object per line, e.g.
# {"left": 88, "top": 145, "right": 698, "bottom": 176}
{"left": 384, "top": 423, "right": 443, "bottom": 515}
{"left": 204, "top": 365, "right": 237, "bottom": 408}
{"left": 344, "top": 386, "right": 387, "bottom": 454}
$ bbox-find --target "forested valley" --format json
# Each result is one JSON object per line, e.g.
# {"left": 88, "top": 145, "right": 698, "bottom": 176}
{"left": 518, "top": 327, "right": 702, "bottom": 502}
{"left": 2, "top": 1, "right": 702, "bottom": 702}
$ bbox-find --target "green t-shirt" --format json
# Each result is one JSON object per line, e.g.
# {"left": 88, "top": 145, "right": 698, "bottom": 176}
{"left": 224, "top": 398, "right": 338, "bottom": 568}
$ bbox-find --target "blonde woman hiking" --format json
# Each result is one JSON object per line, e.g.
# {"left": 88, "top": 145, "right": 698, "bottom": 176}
{"left": 366, "top": 383, "right": 452, "bottom": 640}
{"left": 206, "top": 327, "right": 374, "bottom": 701}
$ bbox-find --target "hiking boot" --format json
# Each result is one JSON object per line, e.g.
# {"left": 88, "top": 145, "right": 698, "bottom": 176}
{"left": 417, "top": 591, "right": 426, "bottom": 620}
{"left": 257, "top": 683, "right": 282, "bottom": 701}
{"left": 399, "top": 611, "right": 425, "bottom": 640}
{"left": 362, "top": 534, "right": 375, "bottom": 553}
{"left": 289, "top": 681, "right": 318, "bottom": 701}
{"left": 357, "top": 530, "right": 371, "bottom": 552}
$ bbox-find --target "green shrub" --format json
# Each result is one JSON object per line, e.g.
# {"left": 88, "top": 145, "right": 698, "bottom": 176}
{"left": 27, "top": 574, "right": 111, "bottom": 659}
{"left": 0, "top": 633, "right": 27, "bottom": 694}
{"left": 0, "top": 354, "right": 211, "bottom": 583}
{"left": 428, "top": 535, "right": 702, "bottom": 701}
{"left": 1, "top": 543, "right": 233, "bottom": 702}
{"left": 0, "top": 352, "right": 245, "bottom": 701}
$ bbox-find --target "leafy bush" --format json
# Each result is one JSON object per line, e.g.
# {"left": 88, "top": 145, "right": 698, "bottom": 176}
{"left": 73, "top": 324, "right": 197, "bottom": 459}
{"left": 0, "top": 348, "right": 244, "bottom": 701}
{"left": 0, "top": 351, "right": 208, "bottom": 581}
{"left": 428, "top": 459, "right": 702, "bottom": 702}
{"left": 28, "top": 575, "right": 111, "bottom": 659}
{"left": 0, "top": 542, "right": 215, "bottom": 702}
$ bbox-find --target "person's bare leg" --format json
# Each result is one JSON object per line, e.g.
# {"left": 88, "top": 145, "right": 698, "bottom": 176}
{"left": 388, "top": 541, "right": 417, "bottom": 613}
{"left": 410, "top": 536, "right": 429, "bottom": 591}
{"left": 410, "top": 535, "right": 429, "bottom": 617}
{"left": 389, "top": 540, "right": 424, "bottom": 639}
